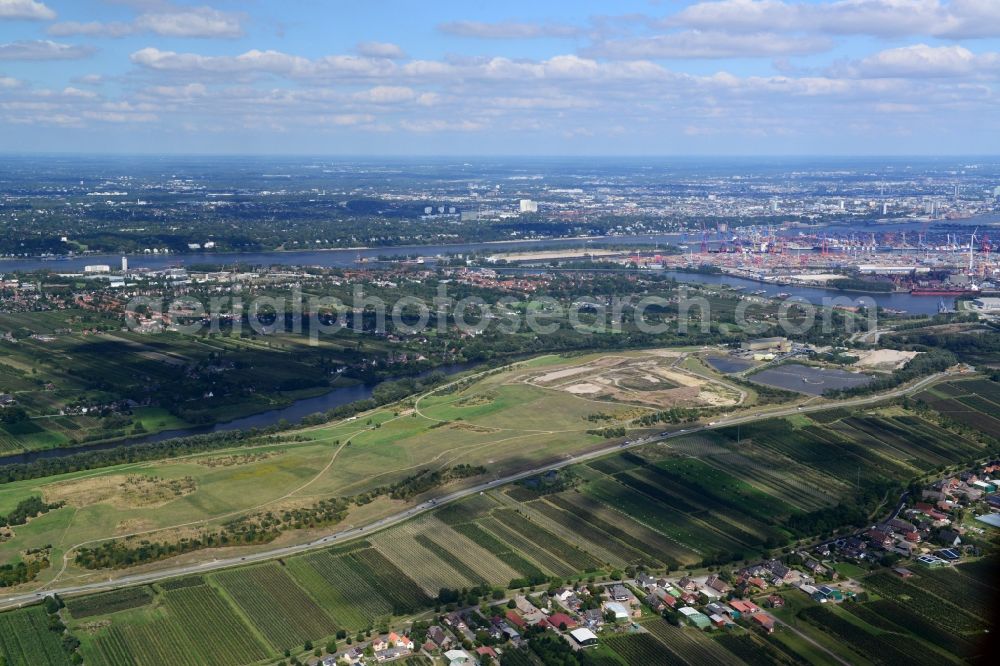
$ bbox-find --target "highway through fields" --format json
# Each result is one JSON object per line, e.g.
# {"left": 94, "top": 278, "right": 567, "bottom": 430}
{"left": 0, "top": 369, "right": 955, "bottom": 610}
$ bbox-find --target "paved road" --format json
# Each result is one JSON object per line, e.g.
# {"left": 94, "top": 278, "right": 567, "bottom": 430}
{"left": 0, "top": 369, "right": 954, "bottom": 610}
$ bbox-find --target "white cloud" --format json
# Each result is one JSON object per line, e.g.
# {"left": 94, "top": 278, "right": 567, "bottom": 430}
{"left": 144, "top": 83, "right": 209, "bottom": 99}
{"left": 874, "top": 102, "right": 920, "bottom": 112}
{"left": 0, "top": 40, "right": 93, "bottom": 60}
{"left": 128, "top": 47, "right": 672, "bottom": 84}
{"left": 319, "top": 113, "right": 375, "bottom": 126}
{"left": 60, "top": 86, "right": 97, "bottom": 98}
{"left": 400, "top": 119, "right": 487, "bottom": 132}
{"left": 48, "top": 21, "right": 135, "bottom": 38}
{"left": 74, "top": 74, "right": 104, "bottom": 86}
{"left": 135, "top": 7, "right": 243, "bottom": 38}
{"left": 355, "top": 41, "right": 407, "bottom": 59}
{"left": 590, "top": 30, "right": 833, "bottom": 59}
{"left": 130, "top": 47, "right": 307, "bottom": 74}
{"left": 0, "top": 75, "right": 20, "bottom": 87}
{"left": 82, "top": 110, "right": 157, "bottom": 123}
{"left": 438, "top": 20, "right": 581, "bottom": 39}
{"left": 0, "top": 0, "right": 54, "bottom": 20}
{"left": 354, "top": 85, "right": 416, "bottom": 104}
{"left": 842, "top": 43, "right": 999, "bottom": 77}
{"left": 669, "top": 0, "right": 1000, "bottom": 39}
{"left": 49, "top": 6, "right": 243, "bottom": 39}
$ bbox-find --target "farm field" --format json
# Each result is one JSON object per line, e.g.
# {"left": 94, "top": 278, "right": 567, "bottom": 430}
{"left": 0, "top": 368, "right": 996, "bottom": 665}
{"left": 916, "top": 378, "right": 1000, "bottom": 433}
{"left": 213, "top": 563, "right": 339, "bottom": 650}
{"left": 78, "top": 580, "right": 270, "bottom": 666}
{"left": 640, "top": 617, "right": 738, "bottom": 666}
{"left": 1, "top": 351, "right": 697, "bottom": 586}
{"left": 66, "top": 541, "right": 435, "bottom": 665}
{"left": 0, "top": 605, "right": 72, "bottom": 666}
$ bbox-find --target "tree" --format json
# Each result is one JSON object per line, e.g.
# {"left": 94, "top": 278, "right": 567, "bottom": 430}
{"left": 0, "top": 407, "right": 28, "bottom": 424}
{"left": 326, "top": 639, "right": 337, "bottom": 654}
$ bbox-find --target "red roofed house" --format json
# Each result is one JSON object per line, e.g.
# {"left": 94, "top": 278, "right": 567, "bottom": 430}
{"left": 547, "top": 613, "right": 577, "bottom": 630}
{"left": 387, "top": 632, "right": 414, "bottom": 650}
{"left": 505, "top": 610, "right": 527, "bottom": 629}
{"left": 729, "top": 600, "right": 761, "bottom": 615}
{"left": 476, "top": 646, "right": 498, "bottom": 660}
{"left": 753, "top": 613, "right": 776, "bottom": 634}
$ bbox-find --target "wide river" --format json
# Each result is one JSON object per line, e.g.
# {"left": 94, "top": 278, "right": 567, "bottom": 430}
{"left": 0, "top": 226, "right": 974, "bottom": 315}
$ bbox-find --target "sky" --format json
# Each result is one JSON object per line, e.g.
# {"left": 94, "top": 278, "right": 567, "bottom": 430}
{"left": 1, "top": 0, "right": 999, "bottom": 155}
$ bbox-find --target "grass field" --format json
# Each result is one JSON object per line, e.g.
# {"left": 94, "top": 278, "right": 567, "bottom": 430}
{"left": 0, "top": 349, "right": 750, "bottom": 589}
{"left": 1, "top": 363, "right": 997, "bottom": 665}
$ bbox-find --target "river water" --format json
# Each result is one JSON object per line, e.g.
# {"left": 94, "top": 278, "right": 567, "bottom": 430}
{"left": 0, "top": 228, "right": 961, "bottom": 314}
{"left": 1, "top": 362, "right": 479, "bottom": 465}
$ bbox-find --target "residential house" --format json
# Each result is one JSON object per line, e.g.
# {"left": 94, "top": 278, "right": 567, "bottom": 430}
{"left": 728, "top": 600, "right": 761, "bottom": 616}
{"left": 888, "top": 518, "right": 917, "bottom": 533}
{"left": 583, "top": 608, "right": 604, "bottom": 629}
{"left": 476, "top": 646, "right": 498, "bottom": 661}
{"left": 428, "top": 626, "right": 451, "bottom": 648}
{"left": 865, "top": 528, "right": 894, "bottom": 550}
{"left": 504, "top": 611, "right": 526, "bottom": 630}
{"left": 752, "top": 613, "right": 776, "bottom": 634}
{"left": 705, "top": 574, "right": 731, "bottom": 594}
{"left": 645, "top": 593, "right": 667, "bottom": 613}
{"left": 546, "top": 613, "right": 577, "bottom": 630}
{"left": 677, "top": 576, "right": 699, "bottom": 592}
{"left": 654, "top": 590, "right": 678, "bottom": 608}
{"left": 374, "top": 647, "right": 409, "bottom": 662}
{"left": 444, "top": 612, "right": 468, "bottom": 631}
{"left": 800, "top": 555, "right": 826, "bottom": 575}
{"left": 386, "top": 632, "right": 413, "bottom": 650}
{"left": 636, "top": 573, "right": 657, "bottom": 590}
{"left": 610, "top": 585, "right": 633, "bottom": 603}
{"left": 937, "top": 529, "right": 962, "bottom": 547}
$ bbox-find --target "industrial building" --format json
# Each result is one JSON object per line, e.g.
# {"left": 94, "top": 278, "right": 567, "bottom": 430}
{"left": 741, "top": 337, "right": 792, "bottom": 353}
